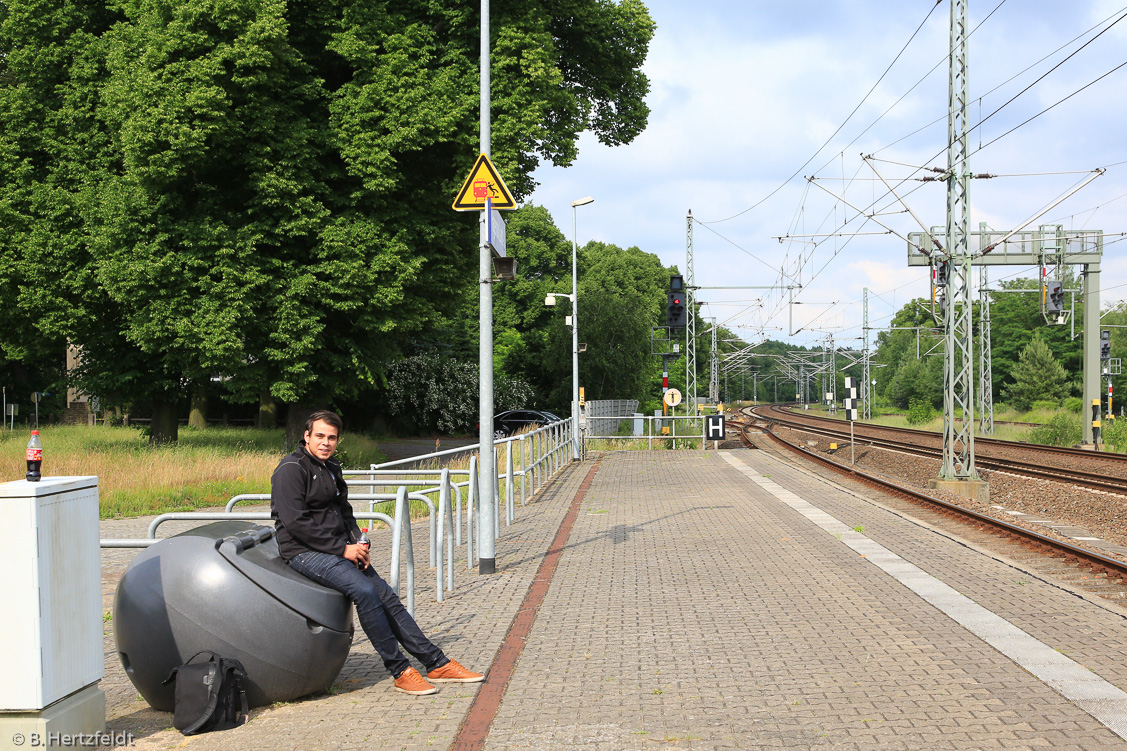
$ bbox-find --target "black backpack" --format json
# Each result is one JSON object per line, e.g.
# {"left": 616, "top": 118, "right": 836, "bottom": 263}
{"left": 162, "top": 652, "right": 249, "bottom": 735}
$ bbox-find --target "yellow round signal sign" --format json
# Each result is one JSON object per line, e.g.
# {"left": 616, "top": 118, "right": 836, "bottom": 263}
{"left": 663, "top": 388, "right": 682, "bottom": 407}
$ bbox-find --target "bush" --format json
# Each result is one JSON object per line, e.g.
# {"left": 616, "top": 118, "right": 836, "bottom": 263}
{"left": 1030, "top": 399, "right": 1060, "bottom": 412}
{"left": 386, "top": 353, "right": 535, "bottom": 435}
{"left": 1062, "top": 396, "right": 1083, "bottom": 414}
{"left": 1101, "top": 415, "right": 1127, "bottom": 451}
{"left": 1025, "top": 412, "right": 1081, "bottom": 447}
{"left": 906, "top": 397, "right": 935, "bottom": 425}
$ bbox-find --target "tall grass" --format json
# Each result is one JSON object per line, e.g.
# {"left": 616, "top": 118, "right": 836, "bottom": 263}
{"left": 0, "top": 425, "right": 386, "bottom": 518}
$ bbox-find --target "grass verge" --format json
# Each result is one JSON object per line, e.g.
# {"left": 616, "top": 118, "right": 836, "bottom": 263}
{"left": 0, "top": 425, "right": 387, "bottom": 518}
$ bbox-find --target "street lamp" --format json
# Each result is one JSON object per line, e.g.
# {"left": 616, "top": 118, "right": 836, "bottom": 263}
{"left": 569, "top": 196, "right": 593, "bottom": 460}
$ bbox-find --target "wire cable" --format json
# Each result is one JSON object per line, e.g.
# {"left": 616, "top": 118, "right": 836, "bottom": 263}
{"left": 973, "top": 60, "right": 1127, "bottom": 157}
{"left": 874, "top": 5, "right": 1127, "bottom": 158}
{"left": 700, "top": 1, "right": 944, "bottom": 225}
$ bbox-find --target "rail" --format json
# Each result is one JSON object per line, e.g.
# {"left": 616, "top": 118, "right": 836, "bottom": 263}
{"left": 754, "top": 405, "right": 1127, "bottom": 494}
{"left": 760, "top": 403, "right": 1127, "bottom": 461}
{"left": 741, "top": 411, "right": 1127, "bottom": 583}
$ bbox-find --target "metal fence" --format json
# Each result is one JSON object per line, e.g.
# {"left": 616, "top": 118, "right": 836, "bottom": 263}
{"left": 354, "top": 418, "right": 574, "bottom": 567}
{"left": 100, "top": 494, "right": 418, "bottom": 613}
{"left": 99, "top": 418, "right": 577, "bottom": 615}
{"left": 583, "top": 399, "right": 639, "bottom": 437}
{"left": 582, "top": 414, "right": 709, "bottom": 450}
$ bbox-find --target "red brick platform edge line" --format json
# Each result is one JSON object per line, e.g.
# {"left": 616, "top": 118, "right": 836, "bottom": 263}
{"left": 449, "top": 460, "right": 602, "bottom": 751}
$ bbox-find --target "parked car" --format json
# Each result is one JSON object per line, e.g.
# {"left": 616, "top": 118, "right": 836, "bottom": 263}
{"left": 492, "top": 409, "right": 562, "bottom": 439}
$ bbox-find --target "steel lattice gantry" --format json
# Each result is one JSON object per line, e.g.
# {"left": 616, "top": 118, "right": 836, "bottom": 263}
{"left": 978, "top": 265, "right": 993, "bottom": 434}
{"left": 686, "top": 211, "right": 698, "bottom": 416}
{"left": 909, "top": 227, "right": 1105, "bottom": 446}
{"left": 862, "top": 287, "right": 872, "bottom": 420}
{"left": 941, "top": 0, "right": 978, "bottom": 482}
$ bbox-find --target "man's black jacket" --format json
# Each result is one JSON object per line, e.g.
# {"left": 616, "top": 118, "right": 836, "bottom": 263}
{"left": 270, "top": 443, "right": 361, "bottom": 562}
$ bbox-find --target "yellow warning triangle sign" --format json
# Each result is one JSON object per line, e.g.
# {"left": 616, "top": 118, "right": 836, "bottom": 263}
{"left": 452, "top": 153, "right": 518, "bottom": 211}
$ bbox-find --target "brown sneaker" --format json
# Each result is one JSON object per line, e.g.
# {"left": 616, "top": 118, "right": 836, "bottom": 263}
{"left": 427, "top": 659, "right": 484, "bottom": 683}
{"left": 393, "top": 667, "right": 438, "bottom": 695}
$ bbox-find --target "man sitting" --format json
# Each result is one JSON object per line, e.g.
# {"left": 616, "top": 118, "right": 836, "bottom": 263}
{"left": 270, "top": 410, "right": 484, "bottom": 695}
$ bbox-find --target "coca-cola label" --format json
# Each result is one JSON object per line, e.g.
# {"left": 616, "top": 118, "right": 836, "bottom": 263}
{"left": 26, "top": 448, "right": 42, "bottom": 461}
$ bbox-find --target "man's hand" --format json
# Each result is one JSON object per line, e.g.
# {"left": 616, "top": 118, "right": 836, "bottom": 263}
{"left": 344, "top": 543, "right": 370, "bottom": 570}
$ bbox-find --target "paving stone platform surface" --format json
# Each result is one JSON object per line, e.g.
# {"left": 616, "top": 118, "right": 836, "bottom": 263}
{"left": 92, "top": 449, "right": 1127, "bottom": 750}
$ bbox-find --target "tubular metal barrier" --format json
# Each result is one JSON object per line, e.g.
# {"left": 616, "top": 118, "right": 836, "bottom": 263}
{"left": 581, "top": 414, "right": 707, "bottom": 451}
{"left": 351, "top": 490, "right": 447, "bottom": 605}
{"left": 360, "top": 419, "right": 575, "bottom": 572}
{"left": 100, "top": 501, "right": 417, "bottom": 615}
{"left": 437, "top": 469, "right": 455, "bottom": 601}
{"left": 100, "top": 418, "right": 574, "bottom": 619}
{"left": 343, "top": 468, "right": 470, "bottom": 547}
{"left": 339, "top": 473, "right": 470, "bottom": 566}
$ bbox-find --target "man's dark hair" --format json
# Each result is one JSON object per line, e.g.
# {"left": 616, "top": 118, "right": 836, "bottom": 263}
{"left": 304, "top": 410, "right": 343, "bottom": 435}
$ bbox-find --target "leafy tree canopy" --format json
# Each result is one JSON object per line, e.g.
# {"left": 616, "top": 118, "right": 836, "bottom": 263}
{"left": 0, "top": 0, "right": 655, "bottom": 439}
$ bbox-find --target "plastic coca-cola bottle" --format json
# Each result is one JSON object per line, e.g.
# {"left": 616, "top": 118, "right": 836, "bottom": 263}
{"left": 26, "top": 430, "right": 43, "bottom": 482}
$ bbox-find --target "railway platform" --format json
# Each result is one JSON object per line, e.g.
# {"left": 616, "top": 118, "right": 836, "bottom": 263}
{"left": 95, "top": 449, "right": 1127, "bottom": 750}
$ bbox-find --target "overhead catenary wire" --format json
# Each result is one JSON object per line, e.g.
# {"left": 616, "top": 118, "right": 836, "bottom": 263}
{"left": 786, "top": 33, "right": 1126, "bottom": 300}
{"left": 695, "top": 5, "right": 1127, "bottom": 343}
{"left": 699, "top": 0, "right": 945, "bottom": 225}
{"left": 874, "top": 6, "right": 1127, "bottom": 187}
{"left": 972, "top": 60, "right": 1127, "bottom": 158}
{"left": 874, "top": 4, "right": 1127, "bottom": 158}
{"left": 703, "top": 0, "right": 1019, "bottom": 231}
{"left": 835, "top": 3, "right": 1127, "bottom": 237}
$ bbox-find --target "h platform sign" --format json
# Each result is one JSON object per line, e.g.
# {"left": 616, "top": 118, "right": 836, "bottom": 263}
{"left": 705, "top": 414, "right": 725, "bottom": 442}
{"left": 843, "top": 377, "right": 859, "bottom": 422}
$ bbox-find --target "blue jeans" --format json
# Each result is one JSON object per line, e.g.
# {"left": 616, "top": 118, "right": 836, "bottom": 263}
{"left": 289, "top": 550, "right": 447, "bottom": 678}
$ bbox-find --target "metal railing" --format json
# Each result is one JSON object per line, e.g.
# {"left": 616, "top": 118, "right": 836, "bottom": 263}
{"left": 98, "top": 419, "right": 578, "bottom": 615}
{"left": 101, "top": 488, "right": 419, "bottom": 614}
{"left": 354, "top": 418, "right": 574, "bottom": 570}
{"left": 582, "top": 414, "right": 708, "bottom": 450}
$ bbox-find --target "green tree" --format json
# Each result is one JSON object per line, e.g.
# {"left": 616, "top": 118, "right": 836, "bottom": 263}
{"left": 385, "top": 352, "right": 533, "bottom": 434}
{"left": 1001, "top": 331, "right": 1070, "bottom": 411}
{"left": 872, "top": 298, "right": 941, "bottom": 405}
{"left": 988, "top": 274, "right": 1080, "bottom": 400}
{"left": 0, "top": 0, "right": 655, "bottom": 442}
{"left": 489, "top": 205, "right": 574, "bottom": 408}
{"left": 886, "top": 356, "right": 942, "bottom": 409}
{"left": 565, "top": 241, "right": 671, "bottom": 404}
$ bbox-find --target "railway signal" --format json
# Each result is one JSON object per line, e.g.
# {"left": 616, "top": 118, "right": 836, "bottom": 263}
{"left": 1044, "top": 280, "right": 1064, "bottom": 314}
{"left": 1101, "top": 330, "right": 1111, "bottom": 360}
{"left": 667, "top": 275, "right": 686, "bottom": 329}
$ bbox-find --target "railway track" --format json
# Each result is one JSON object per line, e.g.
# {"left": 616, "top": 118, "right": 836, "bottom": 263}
{"left": 763, "top": 403, "right": 1127, "bottom": 467}
{"left": 752, "top": 404, "right": 1127, "bottom": 494}
{"left": 728, "top": 406, "right": 1127, "bottom": 605}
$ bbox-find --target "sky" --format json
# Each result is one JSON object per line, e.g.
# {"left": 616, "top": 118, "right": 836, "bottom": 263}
{"left": 525, "top": 0, "right": 1127, "bottom": 353}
